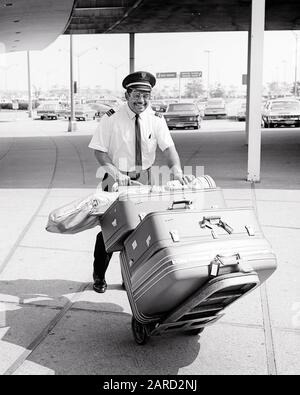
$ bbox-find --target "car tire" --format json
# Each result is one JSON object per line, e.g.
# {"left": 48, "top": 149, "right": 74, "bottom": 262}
{"left": 41, "top": 116, "right": 44, "bottom": 120}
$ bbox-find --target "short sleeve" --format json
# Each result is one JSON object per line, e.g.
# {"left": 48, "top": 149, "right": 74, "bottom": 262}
{"left": 155, "top": 116, "right": 175, "bottom": 152}
{"left": 88, "top": 115, "right": 111, "bottom": 152}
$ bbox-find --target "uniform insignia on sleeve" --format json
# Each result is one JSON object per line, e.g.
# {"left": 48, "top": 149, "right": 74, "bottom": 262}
{"left": 106, "top": 109, "right": 115, "bottom": 117}
{"left": 154, "top": 112, "right": 162, "bottom": 118}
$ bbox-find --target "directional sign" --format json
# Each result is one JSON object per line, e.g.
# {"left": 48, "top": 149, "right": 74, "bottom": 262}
{"left": 180, "top": 71, "right": 202, "bottom": 78}
{"left": 156, "top": 72, "right": 177, "bottom": 79}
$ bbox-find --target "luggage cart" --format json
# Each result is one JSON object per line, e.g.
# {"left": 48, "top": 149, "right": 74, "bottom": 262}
{"left": 120, "top": 252, "right": 260, "bottom": 345}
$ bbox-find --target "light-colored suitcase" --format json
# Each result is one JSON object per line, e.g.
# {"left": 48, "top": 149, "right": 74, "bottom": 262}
{"left": 100, "top": 188, "right": 226, "bottom": 252}
{"left": 123, "top": 207, "right": 265, "bottom": 269}
{"left": 121, "top": 237, "right": 276, "bottom": 316}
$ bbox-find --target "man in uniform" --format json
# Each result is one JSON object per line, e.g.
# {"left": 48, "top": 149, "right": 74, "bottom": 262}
{"left": 88, "top": 71, "right": 186, "bottom": 293}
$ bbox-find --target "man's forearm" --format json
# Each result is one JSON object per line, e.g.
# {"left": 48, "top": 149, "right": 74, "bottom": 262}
{"left": 94, "top": 150, "right": 121, "bottom": 180}
{"left": 163, "top": 146, "right": 183, "bottom": 175}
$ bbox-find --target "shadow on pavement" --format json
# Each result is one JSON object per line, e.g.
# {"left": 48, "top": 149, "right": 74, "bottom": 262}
{"left": 0, "top": 279, "right": 201, "bottom": 375}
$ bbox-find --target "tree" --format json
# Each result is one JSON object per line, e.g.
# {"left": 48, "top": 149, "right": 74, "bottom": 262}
{"left": 184, "top": 79, "right": 205, "bottom": 98}
{"left": 210, "top": 84, "right": 225, "bottom": 98}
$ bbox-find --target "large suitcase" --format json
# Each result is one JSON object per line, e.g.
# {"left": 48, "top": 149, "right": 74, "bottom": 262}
{"left": 121, "top": 236, "right": 276, "bottom": 316}
{"left": 100, "top": 187, "right": 226, "bottom": 252}
{"left": 123, "top": 207, "right": 266, "bottom": 269}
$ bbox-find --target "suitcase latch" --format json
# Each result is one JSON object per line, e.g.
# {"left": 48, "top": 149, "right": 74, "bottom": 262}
{"left": 209, "top": 254, "right": 240, "bottom": 278}
{"left": 200, "top": 216, "right": 234, "bottom": 234}
{"left": 170, "top": 230, "right": 180, "bottom": 242}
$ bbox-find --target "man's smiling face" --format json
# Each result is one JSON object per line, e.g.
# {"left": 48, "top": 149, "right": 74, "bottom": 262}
{"left": 126, "top": 89, "right": 151, "bottom": 114}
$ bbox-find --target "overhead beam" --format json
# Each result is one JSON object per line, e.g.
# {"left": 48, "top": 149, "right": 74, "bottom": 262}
{"left": 105, "top": 0, "right": 144, "bottom": 33}
{"left": 76, "top": 7, "right": 125, "bottom": 10}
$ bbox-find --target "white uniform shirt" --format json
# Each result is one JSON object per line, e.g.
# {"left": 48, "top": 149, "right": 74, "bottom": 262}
{"left": 88, "top": 103, "right": 174, "bottom": 172}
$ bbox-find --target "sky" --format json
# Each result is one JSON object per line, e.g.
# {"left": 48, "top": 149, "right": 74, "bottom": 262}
{"left": 0, "top": 30, "right": 299, "bottom": 94}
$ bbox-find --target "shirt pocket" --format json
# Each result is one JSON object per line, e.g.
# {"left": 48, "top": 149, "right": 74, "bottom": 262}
{"left": 143, "top": 134, "right": 157, "bottom": 154}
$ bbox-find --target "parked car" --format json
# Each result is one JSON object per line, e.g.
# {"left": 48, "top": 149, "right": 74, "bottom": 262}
{"left": 236, "top": 101, "right": 246, "bottom": 121}
{"left": 262, "top": 98, "right": 300, "bottom": 128}
{"left": 204, "top": 98, "right": 227, "bottom": 118}
{"left": 65, "top": 105, "right": 97, "bottom": 121}
{"left": 150, "top": 100, "right": 167, "bottom": 112}
{"left": 164, "top": 102, "right": 201, "bottom": 130}
{"left": 37, "top": 102, "right": 67, "bottom": 120}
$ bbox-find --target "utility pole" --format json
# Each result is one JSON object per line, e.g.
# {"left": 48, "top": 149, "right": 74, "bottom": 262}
{"left": 294, "top": 33, "right": 299, "bottom": 96}
{"left": 204, "top": 50, "right": 212, "bottom": 98}
{"left": 27, "top": 51, "right": 33, "bottom": 118}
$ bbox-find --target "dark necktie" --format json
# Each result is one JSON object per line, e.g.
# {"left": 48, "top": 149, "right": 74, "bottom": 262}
{"left": 135, "top": 114, "right": 142, "bottom": 171}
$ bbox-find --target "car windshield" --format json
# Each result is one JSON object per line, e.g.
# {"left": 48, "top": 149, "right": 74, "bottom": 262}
{"left": 270, "top": 101, "right": 300, "bottom": 111}
{"left": 168, "top": 104, "right": 196, "bottom": 112}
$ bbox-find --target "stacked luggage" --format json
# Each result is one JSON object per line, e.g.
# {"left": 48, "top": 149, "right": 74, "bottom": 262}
{"left": 100, "top": 176, "right": 277, "bottom": 345}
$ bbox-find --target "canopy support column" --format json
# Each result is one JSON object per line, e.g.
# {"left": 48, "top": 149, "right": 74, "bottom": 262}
{"left": 246, "top": 0, "right": 265, "bottom": 182}
{"left": 130, "top": 33, "right": 135, "bottom": 73}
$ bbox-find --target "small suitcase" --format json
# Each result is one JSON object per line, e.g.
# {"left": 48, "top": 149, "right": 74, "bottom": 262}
{"left": 100, "top": 187, "right": 226, "bottom": 252}
{"left": 123, "top": 207, "right": 264, "bottom": 270}
{"left": 121, "top": 237, "right": 276, "bottom": 316}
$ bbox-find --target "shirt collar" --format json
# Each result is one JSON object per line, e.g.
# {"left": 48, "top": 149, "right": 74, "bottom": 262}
{"left": 125, "top": 103, "right": 151, "bottom": 120}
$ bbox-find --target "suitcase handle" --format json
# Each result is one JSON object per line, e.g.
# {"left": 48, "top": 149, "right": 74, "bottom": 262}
{"left": 200, "top": 216, "right": 234, "bottom": 234}
{"left": 209, "top": 253, "right": 253, "bottom": 278}
{"left": 168, "top": 199, "right": 193, "bottom": 210}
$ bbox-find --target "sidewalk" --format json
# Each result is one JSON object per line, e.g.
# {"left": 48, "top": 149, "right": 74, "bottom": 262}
{"left": 0, "top": 119, "right": 299, "bottom": 375}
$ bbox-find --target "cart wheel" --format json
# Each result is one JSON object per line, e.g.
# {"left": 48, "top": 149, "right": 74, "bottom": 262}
{"left": 185, "top": 327, "right": 205, "bottom": 336}
{"left": 131, "top": 317, "right": 150, "bottom": 345}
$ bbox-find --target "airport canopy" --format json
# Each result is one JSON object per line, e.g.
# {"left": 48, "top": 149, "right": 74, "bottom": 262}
{"left": 1, "top": 0, "right": 300, "bottom": 52}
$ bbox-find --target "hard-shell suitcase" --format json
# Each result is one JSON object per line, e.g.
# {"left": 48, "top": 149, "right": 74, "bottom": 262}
{"left": 122, "top": 238, "right": 276, "bottom": 315}
{"left": 123, "top": 207, "right": 264, "bottom": 269}
{"left": 121, "top": 242, "right": 262, "bottom": 344}
{"left": 100, "top": 187, "right": 226, "bottom": 252}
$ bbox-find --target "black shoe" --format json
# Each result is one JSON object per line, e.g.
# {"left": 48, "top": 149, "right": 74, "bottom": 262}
{"left": 93, "top": 278, "right": 107, "bottom": 293}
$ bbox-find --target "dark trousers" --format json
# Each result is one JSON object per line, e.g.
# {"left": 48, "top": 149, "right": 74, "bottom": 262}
{"left": 93, "top": 168, "right": 152, "bottom": 280}
{"left": 93, "top": 232, "right": 112, "bottom": 279}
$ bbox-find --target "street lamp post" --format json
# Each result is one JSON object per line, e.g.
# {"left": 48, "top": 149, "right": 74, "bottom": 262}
{"left": 102, "top": 62, "right": 126, "bottom": 94}
{"left": 76, "top": 46, "right": 99, "bottom": 95}
{"left": 27, "top": 51, "right": 33, "bottom": 118}
{"left": 204, "top": 50, "right": 212, "bottom": 98}
{"left": 0, "top": 64, "right": 17, "bottom": 93}
{"left": 59, "top": 45, "right": 99, "bottom": 98}
{"left": 293, "top": 32, "right": 299, "bottom": 96}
